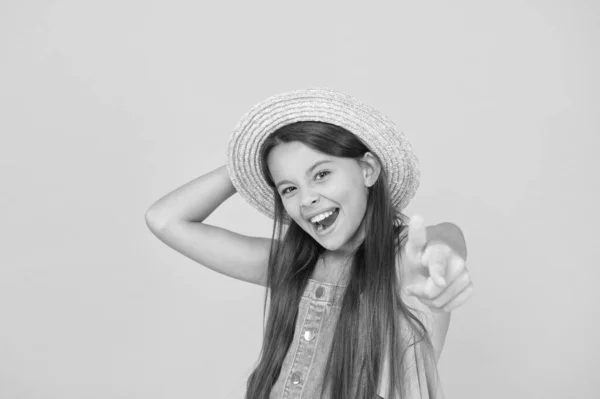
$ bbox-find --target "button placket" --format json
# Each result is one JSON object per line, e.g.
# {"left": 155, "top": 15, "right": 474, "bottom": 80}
{"left": 282, "top": 286, "right": 328, "bottom": 398}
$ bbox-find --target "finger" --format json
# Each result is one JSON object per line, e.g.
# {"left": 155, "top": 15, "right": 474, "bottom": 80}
{"left": 442, "top": 284, "right": 474, "bottom": 312}
{"left": 421, "top": 244, "right": 452, "bottom": 287}
{"left": 446, "top": 254, "right": 467, "bottom": 281}
{"left": 406, "top": 214, "right": 427, "bottom": 263}
{"left": 430, "top": 251, "right": 467, "bottom": 287}
{"left": 405, "top": 277, "right": 444, "bottom": 300}
{"left": 429, "top": 262, "right": 447, "bottom": 287}
{"left": 420, "top": 241, "right": 450, "bottom": 266}
{"left": 420, "top": 270, "right": 471, "bottom": 309}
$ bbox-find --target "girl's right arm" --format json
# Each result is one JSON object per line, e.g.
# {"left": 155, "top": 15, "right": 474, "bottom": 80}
{"left": 145, "top": 165, "right": 271, "bottom": 287}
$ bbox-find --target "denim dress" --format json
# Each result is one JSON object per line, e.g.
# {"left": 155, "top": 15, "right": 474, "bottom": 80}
{"left": 267, "top": 278, "right": 437, "bottom": 399}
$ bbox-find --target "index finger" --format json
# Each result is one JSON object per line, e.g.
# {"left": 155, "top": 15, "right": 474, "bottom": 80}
{"left": 406, "top": 214, "right": 428, "bottom": 262}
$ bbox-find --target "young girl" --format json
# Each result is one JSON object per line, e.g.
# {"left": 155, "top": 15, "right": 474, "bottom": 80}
{"left": 145, "top": 88, "right": 472, "bottom": 399}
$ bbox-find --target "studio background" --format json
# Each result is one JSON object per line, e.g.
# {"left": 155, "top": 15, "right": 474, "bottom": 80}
{"left": 1, "top": 1, "right": 598, "bottom": 398}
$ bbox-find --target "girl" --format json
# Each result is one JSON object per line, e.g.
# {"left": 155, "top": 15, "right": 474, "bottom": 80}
{"left": 145, "top": 88, "right": 472, "bottom": 399}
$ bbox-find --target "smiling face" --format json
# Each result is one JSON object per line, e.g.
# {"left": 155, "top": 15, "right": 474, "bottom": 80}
{"left": 267, "top": 141, "right": 381, "bottom": 254}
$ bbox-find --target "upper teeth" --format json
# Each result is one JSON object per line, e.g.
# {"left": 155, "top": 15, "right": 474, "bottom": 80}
{"left": 310, "top": 210, "right": 335, "bottom": 223}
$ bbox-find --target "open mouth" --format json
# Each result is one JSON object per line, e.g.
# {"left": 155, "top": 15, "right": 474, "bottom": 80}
{"left": 311, "top": 208, "right": 340, "bottom": 234}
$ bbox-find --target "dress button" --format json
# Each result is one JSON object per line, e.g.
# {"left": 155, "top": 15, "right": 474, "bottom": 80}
{"left": 315, "top": 286, "right": 325, "bottom": 298}
{"left": 291, "top": 371, "right": 302, "bottom": 385}
{"left": 304, "top": 329, "right": 315, "bottom": 341}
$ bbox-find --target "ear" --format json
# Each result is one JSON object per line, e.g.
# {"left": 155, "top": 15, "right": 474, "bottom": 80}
{"left": 359, "top": 152, "right": 382, "bottom": 188}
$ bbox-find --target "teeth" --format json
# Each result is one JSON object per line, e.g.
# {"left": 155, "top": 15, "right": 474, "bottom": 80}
{"left": 310, "top": 209, "right": 335, "bottom": 224}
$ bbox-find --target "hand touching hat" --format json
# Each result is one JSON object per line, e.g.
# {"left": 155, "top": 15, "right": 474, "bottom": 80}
{"left": 401, "top": 215, "right": 473, "bottom": 313}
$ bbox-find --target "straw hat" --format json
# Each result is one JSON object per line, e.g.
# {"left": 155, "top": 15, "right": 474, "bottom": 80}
{"left": 227, "top": 87, "right": 420, "bottom": 221}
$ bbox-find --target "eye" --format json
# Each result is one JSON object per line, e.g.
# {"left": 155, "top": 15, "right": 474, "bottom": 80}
{"left": 315, "top": 170, "right": 330, "bottom": 180}
{"left": 281, "top": 186, "right": 295, "bottom": 195}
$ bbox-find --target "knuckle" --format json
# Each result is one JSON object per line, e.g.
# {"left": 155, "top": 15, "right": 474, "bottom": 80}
{"left": 458, "top": 272, "right": 471, "bottom": 285}
{"left": 425, "top": 244, "right": 439, "bottom": 256}
{"left": 424, "top": 290, "right": 435, "bottom": 301}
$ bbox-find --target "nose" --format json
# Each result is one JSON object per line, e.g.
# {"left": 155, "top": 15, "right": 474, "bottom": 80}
{"left": 299, "top": 187, "right": 319, "bottom": 208}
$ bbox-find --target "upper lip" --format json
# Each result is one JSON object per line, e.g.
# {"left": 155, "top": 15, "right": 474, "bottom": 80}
{"left": 304, "top": 207, "right": 338, "bottom": 222}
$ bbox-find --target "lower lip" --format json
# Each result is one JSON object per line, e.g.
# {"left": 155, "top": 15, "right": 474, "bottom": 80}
{"left": 312, "top": 210, "right": 339, "bottom": 237}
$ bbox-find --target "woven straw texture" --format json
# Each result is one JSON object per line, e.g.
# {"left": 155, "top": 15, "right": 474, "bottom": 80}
{"left": 227, "top": 87, "right": 420, "bottom": 221}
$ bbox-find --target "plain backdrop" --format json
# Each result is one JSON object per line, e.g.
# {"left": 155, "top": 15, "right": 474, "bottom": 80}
{"left": 1, "top": 1, "right": 599, "bottom": 398}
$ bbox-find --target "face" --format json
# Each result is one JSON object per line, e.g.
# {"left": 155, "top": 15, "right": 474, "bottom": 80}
{"left": 267, "top": 141, "right": 381, "bottom": 254}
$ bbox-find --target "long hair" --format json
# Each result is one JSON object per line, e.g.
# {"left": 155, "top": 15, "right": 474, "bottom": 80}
{"left": 244, "top": 121, "right": 439, "bottom": 399}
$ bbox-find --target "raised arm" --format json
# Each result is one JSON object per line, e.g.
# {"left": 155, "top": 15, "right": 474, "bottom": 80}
{"left": 145, "top": 165, "right": 272, "bottom": 287}
{"left": 398, "top": 220, "right": 470, "bottom": 361}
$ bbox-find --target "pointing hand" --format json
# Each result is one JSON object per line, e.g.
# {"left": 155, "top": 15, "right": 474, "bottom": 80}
{"left": 401, "top": 215, "right": 473, "bottom": 313}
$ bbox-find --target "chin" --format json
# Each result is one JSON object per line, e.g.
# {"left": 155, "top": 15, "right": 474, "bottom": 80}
{"left": 319, "top": 241, "right": 339, "bottom": 251}
{"left": 315, "top": 235, "right": 347, "bottom": 251}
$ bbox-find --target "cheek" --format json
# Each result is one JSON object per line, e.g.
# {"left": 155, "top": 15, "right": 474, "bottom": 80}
{"left": 335, "top": 181, "right": 366, "bottom": 208}
{"left": 281, "top": 198, "right": 302, "bottom": 221}
{"left": 345, "top": 197, "right": 367, "bottom": 222}
{"left": 334, "top": 186, "right": 367, "bottom": 225}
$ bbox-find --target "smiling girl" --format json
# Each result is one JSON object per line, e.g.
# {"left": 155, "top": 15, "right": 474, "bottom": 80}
{"left": 146, "top": 88, "right": 472, "bottom": 399}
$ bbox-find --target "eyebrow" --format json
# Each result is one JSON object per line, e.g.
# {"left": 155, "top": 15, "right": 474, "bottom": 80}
{"left": 275, "top": 160, "right": 333, "bottom": 189}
